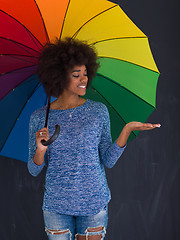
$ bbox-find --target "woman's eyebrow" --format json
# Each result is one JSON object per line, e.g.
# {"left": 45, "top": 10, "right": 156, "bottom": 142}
{"left": 72, "top": 69, "right": 87, "bottom": 73}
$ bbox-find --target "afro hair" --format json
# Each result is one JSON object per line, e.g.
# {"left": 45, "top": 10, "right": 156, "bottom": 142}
{"left": 37, "top": 38, "right": 100, "bottom": 98}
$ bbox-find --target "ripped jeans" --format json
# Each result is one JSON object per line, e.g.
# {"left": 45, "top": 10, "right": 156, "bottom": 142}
{"left": 43, "top": 205, "right": 108, "bottom": 239}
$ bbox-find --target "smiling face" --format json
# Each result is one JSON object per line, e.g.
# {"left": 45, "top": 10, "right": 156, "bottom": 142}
{"left": 64, "top": 65, "right": 88, "bottom": 97}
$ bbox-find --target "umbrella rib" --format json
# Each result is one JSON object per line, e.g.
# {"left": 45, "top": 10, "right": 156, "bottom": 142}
{"left": 1, "top": 55, "right": 38, "bottom": 65}
{"left": 96, "top": 72, "right": 156, "bottom": 110}
{"left": 91, "top": 38, "right": 159, "bottom": 74}
{"left": 91, "top": 36, "right": 147, "bottom": 44}
{"left": 2, "top": 53, "right": 38, "bottom": 59}
{"left": 98, "top": 56, "right": 159, "bottom": 74}
{"left": 0, "top": 9, "right": 45, "bottom": 49}
{"left": 1, "top": 64, "right": 37, "bottom": 76}
{"left": 24, "top": 21, "right": 44, "bottom": 51}
{"left": 91, "top": 86, "right": 137, "bottom": 138}
{"left": 0, "top": 36, "right": 41, "bottom": 56}
{"left": 60, "top": 0, "right": 71, "bottom": 39}
{"left": 0, "top": 70, "right": 38, "bottom": 102}
{"left": 33, "top": 0, "right": 50, "bottom": 44}
{"left": 72, "top": 5, "right": 118, "bottom": 39}
{"left": 0, "top": 80, "right": 41, "bottom": 152}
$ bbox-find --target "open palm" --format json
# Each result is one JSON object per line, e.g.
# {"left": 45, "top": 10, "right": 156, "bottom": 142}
{"left": 127, "top": 121, "right": 161, "bottom": 132}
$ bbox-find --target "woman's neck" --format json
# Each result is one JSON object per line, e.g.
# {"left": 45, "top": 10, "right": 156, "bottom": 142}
{"left": 50, "top": 94, "right": 86, "bottom": 110}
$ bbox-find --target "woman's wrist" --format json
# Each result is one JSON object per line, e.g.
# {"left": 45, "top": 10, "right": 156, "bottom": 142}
{"left": 124, "top": 122, "right": 133, "bottom": 134}
{"left": 33, "top": 147, "right": 46, "bottom": 166}
{"left": 36, "top": 146, "right": 47, "bottom": 155}
{"left": 116, "top": 124, "right": 132, "bottom": 148}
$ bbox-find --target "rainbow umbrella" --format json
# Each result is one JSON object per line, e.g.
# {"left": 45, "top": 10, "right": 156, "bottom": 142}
{"left": 0, "top": 0, "right": 159, "bottom": 162}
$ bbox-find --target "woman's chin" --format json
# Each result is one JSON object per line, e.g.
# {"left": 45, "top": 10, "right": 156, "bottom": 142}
{"left": 78, "top": 89, "right": 86, "bottom": 96}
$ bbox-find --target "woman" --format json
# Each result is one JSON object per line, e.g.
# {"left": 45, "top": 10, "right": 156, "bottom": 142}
{"left": 28, "top": 38, "right": 160, "bottom": 240}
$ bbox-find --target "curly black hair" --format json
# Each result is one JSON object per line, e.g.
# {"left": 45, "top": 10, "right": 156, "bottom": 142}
{"left": 37, "top": 38, "right": 100, "bottom": 98}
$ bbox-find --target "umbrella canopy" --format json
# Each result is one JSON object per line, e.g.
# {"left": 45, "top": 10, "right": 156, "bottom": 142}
{"left": 0, "top": 0, "right": 159, "bottom": 162}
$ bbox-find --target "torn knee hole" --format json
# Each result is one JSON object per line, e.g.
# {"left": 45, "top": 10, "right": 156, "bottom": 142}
{"left": 76, "top": 234, "right": 102, "bottom": 240}
{"left": 87, "top": 226, "right": 104, "bottom": 232}
{"left": 76, "top": 226, "right": 105, "bottom": 239}
{"left": 46, "top": 228, "right": 70, "bottom": 235}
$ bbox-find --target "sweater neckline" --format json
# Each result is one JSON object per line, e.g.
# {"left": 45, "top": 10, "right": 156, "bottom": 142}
{"left": 49, "top": 99, "right": 89, "bottom": 112}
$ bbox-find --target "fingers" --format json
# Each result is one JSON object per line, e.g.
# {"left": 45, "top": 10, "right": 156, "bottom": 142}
{"left": 35, "top": 128, "right": 49, "bottom": 146}
{"left": 154, "top": 123, "right": 161, "bottom": 128}
{"left": 126, "top": 122, "right": 161, "bottom": 132}
{"left": 34, "top": 128, "right": 49, "bottom": 152}
{"left": 143, "top": 123, "right": 161, "bottom": 130}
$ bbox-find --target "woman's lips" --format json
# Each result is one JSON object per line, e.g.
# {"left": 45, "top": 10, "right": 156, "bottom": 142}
{"left": 78, "top": 85, "right": 86, "bottom": 89}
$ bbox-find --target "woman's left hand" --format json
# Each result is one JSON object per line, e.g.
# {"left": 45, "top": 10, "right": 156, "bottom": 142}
{"left": 125, "top": 121, "right": 161, "bottom": 132}
{"left": 116, "top": 121, "right": 161, "bottom": 148}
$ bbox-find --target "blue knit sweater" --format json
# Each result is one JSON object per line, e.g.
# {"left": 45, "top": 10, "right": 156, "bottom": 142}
{"left": 28, "top": 99, "right": 126, "bottom": 216}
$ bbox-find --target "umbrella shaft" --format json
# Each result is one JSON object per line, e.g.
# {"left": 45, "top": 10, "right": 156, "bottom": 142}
{"left": 45, "top": 97, "right": 51, "bottom": 128}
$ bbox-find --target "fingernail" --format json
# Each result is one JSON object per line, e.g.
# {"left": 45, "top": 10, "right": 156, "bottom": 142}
{"left": 157, "top": 124, "right": 161, "bottom": 128}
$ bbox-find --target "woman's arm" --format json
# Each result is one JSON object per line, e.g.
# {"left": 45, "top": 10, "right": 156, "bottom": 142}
{"left": 33, "top": 127, "right": 49, "bottom": 166}
{"left": 99, "top": 105, "right": 161, "bottom": 168}
{"left": 99, "top": 106, "right": 126, "bottom": 168}
{"left": 27, "top": 113, "right": 49, "bottom": 176}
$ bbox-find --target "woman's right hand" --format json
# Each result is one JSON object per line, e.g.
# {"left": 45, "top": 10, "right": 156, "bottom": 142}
{"left": 35, "top": 127, "right": 49, "bottom": 153}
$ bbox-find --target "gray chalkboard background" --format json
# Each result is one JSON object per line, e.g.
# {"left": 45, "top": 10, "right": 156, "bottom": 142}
{"left": 0, "top": 0, "right": 179, "bottom": 239}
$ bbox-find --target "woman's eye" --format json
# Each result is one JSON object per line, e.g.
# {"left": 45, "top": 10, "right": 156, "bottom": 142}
{"left": 72, "top": 72, "right": 87, "bottom": 78}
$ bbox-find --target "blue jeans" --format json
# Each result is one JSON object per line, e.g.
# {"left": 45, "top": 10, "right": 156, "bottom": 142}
{"left": 43, "top": 205, "right": 108, "bottom": 239}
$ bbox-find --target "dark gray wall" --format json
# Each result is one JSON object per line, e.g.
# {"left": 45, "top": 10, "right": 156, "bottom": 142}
{"left": 0, "top": 0, "right": 179, "bottom": 239}
{"left": 107, "top": 0, "right": 180, "bottom": 239}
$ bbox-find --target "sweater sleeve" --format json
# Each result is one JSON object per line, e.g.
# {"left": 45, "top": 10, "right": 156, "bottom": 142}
{"left": 27, "top": 112, "right": 46, "bottom": 176}
{"left": 98, "top": 105, "right": 126, "bottom": 168}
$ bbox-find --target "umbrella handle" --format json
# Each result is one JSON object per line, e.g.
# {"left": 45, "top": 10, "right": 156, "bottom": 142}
{"left": 41, "top": 124, "right": 60, "bottom": 146}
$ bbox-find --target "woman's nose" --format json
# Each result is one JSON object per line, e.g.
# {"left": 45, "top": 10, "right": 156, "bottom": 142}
{"left": 80, "top": 75, "right": 88, "bottom": 82}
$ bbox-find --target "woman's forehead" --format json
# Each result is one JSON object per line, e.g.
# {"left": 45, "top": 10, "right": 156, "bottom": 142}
{"left": 71, "top": 65, "right": 87, "bottom": 72}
